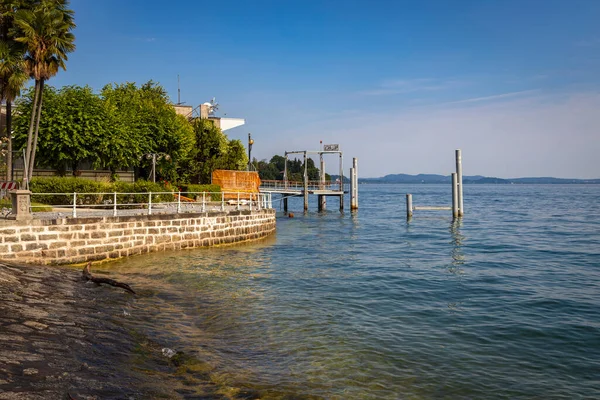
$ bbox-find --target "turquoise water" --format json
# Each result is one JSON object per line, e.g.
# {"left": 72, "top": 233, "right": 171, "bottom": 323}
{"left": 108, "top": 184, "right": 600, "bottom": 399}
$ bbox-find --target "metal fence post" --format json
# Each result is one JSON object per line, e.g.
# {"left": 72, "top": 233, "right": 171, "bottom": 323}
{"left": 72, "top": 192, "right": 77, "bottom": 218}
{"left": 221, "top": 192, "right": 225, "bottom": 211}
{"left": 148, "top": 192, "right": 152, "bottom": 215}
{"left": 202, "top": 192, "right": 206, "bottom": 212}
{"left": 177, "top": 191, "right": 181, "bottom": 213}
{"left": 237, "top": 192, "right": 240, "bottom": 211}
{"left": 113, "top": 192, "right": 117, "bottom": 217}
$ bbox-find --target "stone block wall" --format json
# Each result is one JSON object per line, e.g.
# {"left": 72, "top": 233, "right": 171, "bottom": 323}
{"left": 0, "top": 209, "right": 275, "bottom": 265}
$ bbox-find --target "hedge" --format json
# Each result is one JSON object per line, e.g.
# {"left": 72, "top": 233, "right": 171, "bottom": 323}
{"left": 30, "top": 177, "right": 175, "bottom": 206}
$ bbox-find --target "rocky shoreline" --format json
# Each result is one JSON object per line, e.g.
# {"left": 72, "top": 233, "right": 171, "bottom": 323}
{"left": 0, "top": 261, "right": 242, "bottom": 400}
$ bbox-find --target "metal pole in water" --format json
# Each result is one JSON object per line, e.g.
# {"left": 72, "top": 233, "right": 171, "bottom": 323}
{"left": 406, "top": 194, "right": 413, "bottom": 219}
{"left": 303, "top": 151, "right": 309, "bottom": 211}
{"left": 319, "top": 154, "right": 326, "bottom": 211}
{"left": 349, "top": 167, "right": 355, "bottom": 210}
{"left": 351, "top": 157, "right": 358, "bottom": 210}
{"left": 455, "top": 149, "right": 464, "bottom": 216}
{"left": 339, "top": 153, "right": 344, "bottom": 211}
{"left": 284, "top": 153, "right": 289, "bottom": 189}
{"left": 451, "top": 173, "right": 458, "bottom": 218}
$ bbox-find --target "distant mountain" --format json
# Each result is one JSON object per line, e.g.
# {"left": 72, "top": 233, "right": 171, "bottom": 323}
{"left": 357, "top": 174, "right": 600, "bottom": 184}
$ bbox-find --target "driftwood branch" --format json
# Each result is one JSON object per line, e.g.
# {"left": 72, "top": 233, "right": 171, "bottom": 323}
{"left": 82, "top": 262, "right": 136, "bottom": 294}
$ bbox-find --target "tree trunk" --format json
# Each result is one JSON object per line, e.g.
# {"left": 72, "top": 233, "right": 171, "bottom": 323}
{"left": 6, "top": 101, "right": 12, "bottom": 181}
{"left": 28, "top": 79, "right": 44, "bottom": 182}
{"left": 23, "top": 80, "right": 41, "bottom": 187}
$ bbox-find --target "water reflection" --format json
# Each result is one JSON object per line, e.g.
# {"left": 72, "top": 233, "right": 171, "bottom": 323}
{"left": 448, "top": 218, "right": 466, "bottom": 276}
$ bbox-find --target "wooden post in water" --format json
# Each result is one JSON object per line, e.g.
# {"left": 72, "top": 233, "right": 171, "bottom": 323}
{"left": 283, "top": 197, "right": 288, "bottom": 212}
{"left": 303, "top": 151, "right": 309, "bottom": 211}
{"left": 455, "top": 149, "right": 464, "bottom": 216}
{"left": 319, "top": 154, "right": 326, "bottom": 211}
{"left": 350, "top": 157, "right": 358, "bottom": 210}
{"left": 452, "top": 173, "right": 458, "bottom": 218}
{"left": 406, "top": 194, "right": 413, "bottom": 219}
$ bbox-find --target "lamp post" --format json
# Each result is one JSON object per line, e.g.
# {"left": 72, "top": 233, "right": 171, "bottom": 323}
{"left": 144, "top": 153, "right": 171, "bottom": 183}
{"left": 247, "top": 133, "right": 254, "bottom": 171}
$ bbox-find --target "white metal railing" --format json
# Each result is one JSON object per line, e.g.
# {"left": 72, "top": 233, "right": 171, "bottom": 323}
{"left": 29, "top": 191, "right": 273, "bottom": 218}
{"left": 260, "top": 179, "right": 346, "bottom": 192}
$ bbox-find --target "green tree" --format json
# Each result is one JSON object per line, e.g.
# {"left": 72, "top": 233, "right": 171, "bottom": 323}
{"left": 255, "top": 158, "right": 279, "bottom": 180}
{"left": 220, "top": 139, "right": 248, "bottom": 171}
{"left": 181, "top": 118, "right": 228, "bottom": 184}
{"left": 12, "top": 0, "right": 76, "bottom": 184}
{"left": 100, "top": 81, "right": 195, "bottom": 181}
{"left": 255, "top": 154, "right": 325, "bottom": 182}
{"left": 13, "top": 85, "right": 108, "bottom": 175}
{"left": 0, "top": 0, "right": 28, "bottom": 180}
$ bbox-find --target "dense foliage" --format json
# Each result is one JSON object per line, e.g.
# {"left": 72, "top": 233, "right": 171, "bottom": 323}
{"left": 12, "top": 85, "right": 108, "bottom": 174}
{"left": 13, "top": 82, "right": 247, "bottom": 183}
{"left": 253, "top": 155, "right": 325, "bottom": 181}
{"left": 100, "top": 81, "right": 195, "bottom": 180}
{"left": 178, "top": 118, "right": 248, "bottom": 184}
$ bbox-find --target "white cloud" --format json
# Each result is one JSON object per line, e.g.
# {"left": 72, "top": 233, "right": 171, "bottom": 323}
{"left": 360, "top": 77, "right": 465, "bottom": 96}
{"left": 439, "top": 89, "right": 539, "bottom": 105}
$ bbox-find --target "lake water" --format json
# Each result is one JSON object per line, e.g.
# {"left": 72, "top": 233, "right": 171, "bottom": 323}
{"left": 105, "top": 184, "right": 600, "bottom": 399}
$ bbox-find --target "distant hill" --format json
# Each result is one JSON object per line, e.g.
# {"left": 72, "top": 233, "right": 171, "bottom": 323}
{"left": 357, "top": 174, "right": 600, "bottom": 184}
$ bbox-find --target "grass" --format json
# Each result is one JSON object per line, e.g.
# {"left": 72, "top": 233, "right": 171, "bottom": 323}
{"left": 0, "top": 198, "right": 53, "bottom": 212}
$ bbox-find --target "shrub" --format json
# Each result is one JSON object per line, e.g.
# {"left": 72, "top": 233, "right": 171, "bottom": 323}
{"left": 30, "top": 177, "right": 111, "bottom": 205}
{"left": 29, "top": 177, "right": 174, "bottom": 206}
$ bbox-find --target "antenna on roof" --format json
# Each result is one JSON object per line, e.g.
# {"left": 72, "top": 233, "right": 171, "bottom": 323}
{"left": 177, "top": 74, "right": 181, "bottom": 105}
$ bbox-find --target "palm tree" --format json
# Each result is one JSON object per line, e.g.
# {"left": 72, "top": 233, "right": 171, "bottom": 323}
{"left": 0, "top": 4, "right": 28, "bottom": 180}
{"left": 0, "top": 43, "right": 27, "bottom": 181}
{"left": 12, "top": 0, "right": 75, "bottom": 184}
{"left": 0, "top": 0, "right": 28, "bottom": 181}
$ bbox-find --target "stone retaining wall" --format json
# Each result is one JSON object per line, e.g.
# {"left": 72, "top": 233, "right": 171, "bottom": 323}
{"left": 0, "top": 209, "right": 276, "bottom": 265}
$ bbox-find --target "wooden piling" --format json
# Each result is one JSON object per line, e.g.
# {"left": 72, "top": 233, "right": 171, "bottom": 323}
{"left": 406, "top": 194, "right": 413, "bottom": 219}
{"left": 456, "top": 149, "right": 464, "bottom": 216}
{"left": 451, "top": 172, "right": 458, "bottom": 218}
{"left": 283, "top": 197, "right": 288, "bottom": 212}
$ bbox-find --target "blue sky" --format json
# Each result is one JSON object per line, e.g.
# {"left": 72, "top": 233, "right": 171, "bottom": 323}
{"left": 51, "top": 0, "right": 600, "bottom": 178}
